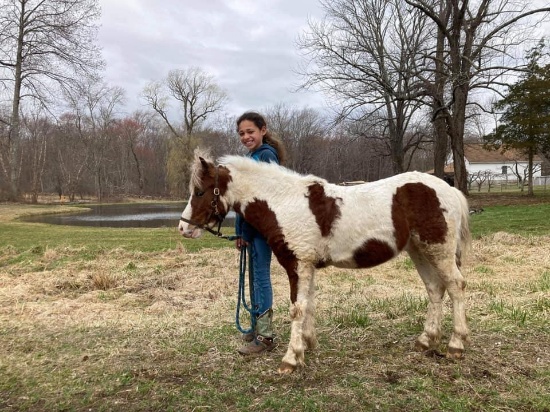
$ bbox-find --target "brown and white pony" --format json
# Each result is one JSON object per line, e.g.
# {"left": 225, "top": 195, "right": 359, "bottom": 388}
{"left": 178, "top": 151, "right": 471, "bottom": 374}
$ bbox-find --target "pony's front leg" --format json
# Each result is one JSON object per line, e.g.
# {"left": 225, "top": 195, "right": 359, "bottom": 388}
{"left": 278, "top": 263, "right": 316, "bottom": 374}
{"left": 302, "top": 269, "right": 317, "bottom": 351}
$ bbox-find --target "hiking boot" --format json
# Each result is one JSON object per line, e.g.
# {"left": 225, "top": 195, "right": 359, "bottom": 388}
{"left": 238, "top": 335, "right": 276, "bottom": 355}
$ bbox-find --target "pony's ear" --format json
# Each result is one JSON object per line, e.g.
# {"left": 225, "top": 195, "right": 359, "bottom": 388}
{"left": 199, "top": 157, "right": 210, "bottom": 173}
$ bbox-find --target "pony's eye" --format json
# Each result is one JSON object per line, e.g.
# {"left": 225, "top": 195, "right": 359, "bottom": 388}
{"left": 195, "top": 190, "right": 205, "bottom": 197}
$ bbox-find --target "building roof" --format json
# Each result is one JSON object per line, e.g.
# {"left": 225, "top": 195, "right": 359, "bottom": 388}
{"left": 425, "top": 164, "right": 454, "bottom": 175}
{"left": 426, "top": 143, "right": 545, "bottom": 174}
{"left": 464, "top": 143, "right": 542, "bottom": 163}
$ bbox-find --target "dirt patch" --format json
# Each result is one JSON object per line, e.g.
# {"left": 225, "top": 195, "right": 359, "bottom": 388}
{"left": 468, "top": 192, "right": 550, "bottom": 207}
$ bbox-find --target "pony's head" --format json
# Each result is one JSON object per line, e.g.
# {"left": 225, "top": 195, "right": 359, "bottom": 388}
{"left": 178, "top": 150, "right": 229, "bottom": 238}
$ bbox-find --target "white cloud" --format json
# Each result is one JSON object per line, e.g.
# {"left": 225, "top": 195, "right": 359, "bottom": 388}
{"left": 97, "top": 0, "right": 326, "bottom": 117}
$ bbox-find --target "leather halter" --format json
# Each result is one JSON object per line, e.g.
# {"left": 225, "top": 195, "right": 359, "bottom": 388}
{"left": 180, "top": 165, "right": 228, "bottom": 238}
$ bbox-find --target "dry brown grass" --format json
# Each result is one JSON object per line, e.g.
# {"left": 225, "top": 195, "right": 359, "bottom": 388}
{"left": 1, "top": 229, "right": 549, "bottom": 410}
{"left": 1, "top": 234, "right": 548, "bottom": 313}
{"left": 5, "top": 234, "right": 546, "bottom": 330}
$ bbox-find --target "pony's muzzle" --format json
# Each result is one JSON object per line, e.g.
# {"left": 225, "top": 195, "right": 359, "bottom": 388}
{"left": 178, "top": 221, "right": 203, "bottom": 239}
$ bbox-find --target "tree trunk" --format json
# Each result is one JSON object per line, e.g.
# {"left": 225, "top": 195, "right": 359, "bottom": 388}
{"left": 30, "top": 128, "right": 48, "bottom": 204}
{"left": 432, "top": 114, "right": 448, "bottom": 178}
{"left": 431, "top": 10, "right": 449, "bottom": 179}
{"left": 130, "top": 144, "right": 144, "bottom": 195}
{"left": 527, "top": 148, "right": 534, "bottom": 196}
{"left": 96, "top": 168, "right": 102, "bottom": 202}
{"left": 449, "top": 82, "right": 469, "bottom": 195}
{"left": 450, "top": 124, "right": 469, "bottom": 195}
{"left": 7, "top": 3, "right": 26, "bottom": 200}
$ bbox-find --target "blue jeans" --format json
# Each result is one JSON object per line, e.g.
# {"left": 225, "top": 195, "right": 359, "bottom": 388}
{"left": 247, "top": 234, "right": 273, "bottom": 316}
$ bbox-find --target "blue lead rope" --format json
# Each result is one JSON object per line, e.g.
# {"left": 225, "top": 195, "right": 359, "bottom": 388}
{"left": 199, "top": 229, "right": 257, "bottom": 334}
{"left": 235, "top": 245, "right": 258, "bottom": 334}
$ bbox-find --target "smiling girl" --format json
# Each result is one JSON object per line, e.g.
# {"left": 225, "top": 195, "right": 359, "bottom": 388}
{"left": 234, "top": 111, "right": 287, "bottom": 355}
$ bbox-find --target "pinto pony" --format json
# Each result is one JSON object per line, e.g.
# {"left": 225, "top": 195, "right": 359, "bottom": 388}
{"left": 178, "top": 151, "right": 471, "bottom": 374}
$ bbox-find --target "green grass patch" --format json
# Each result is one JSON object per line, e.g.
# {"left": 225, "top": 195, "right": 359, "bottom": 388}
{"left": 329, "top": 306, "right": 372, "bottom": 328}
{"left": 0, "top": 221, "right": 231, "bottom": 253}
{"left": 469, "top": 203, "right": 550, "bottom": 238}
{"left": 473, "top": 265, "right": 495, "bottom": 275}
{"left": 529, "top": 270, "right": 550, "bottom": 292}
{"left": 486, "top": 298, "right": 548, "bottom": 328}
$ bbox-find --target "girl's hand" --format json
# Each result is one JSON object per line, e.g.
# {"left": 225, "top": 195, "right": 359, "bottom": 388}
{"left": 235, "top": 238, "right": 248, "bottom": 250}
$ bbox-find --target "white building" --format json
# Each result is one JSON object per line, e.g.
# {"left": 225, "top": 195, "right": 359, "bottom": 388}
{"left": 459, "top": 143, "right": 547, "bottom": 186}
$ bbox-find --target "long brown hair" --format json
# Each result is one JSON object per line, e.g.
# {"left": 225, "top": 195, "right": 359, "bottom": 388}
{"left": 236, "top": 111, "right": 287, "bottom": 166}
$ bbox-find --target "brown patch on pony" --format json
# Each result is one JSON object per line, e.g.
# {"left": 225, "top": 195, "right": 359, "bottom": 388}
{"left": 189, "top": 163, "right": 232, "bottom": 224}
{"left": 197, "top": 163, "right": 231, "bottom": 198}
{"left": 392, "top": 182, "right": 447, "bottom": 247}
{"left": 353, "top": 239, "right": 395, "bottom": 268}
{"left": 233, "top": 202, "right": 242, "bottom": 215}
{"left": 242, "top": 199, "right": 299, "bottom": 303}
{"left": 306, "top": 182, "right": 341, "bottom": 237}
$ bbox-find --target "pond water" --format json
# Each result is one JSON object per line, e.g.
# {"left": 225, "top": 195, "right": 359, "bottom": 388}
{"left": 21, "top": 203, "right": 236, "bottom": 228}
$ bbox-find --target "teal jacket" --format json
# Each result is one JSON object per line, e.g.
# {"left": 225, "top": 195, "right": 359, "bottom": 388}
{"left": 235, "top": 144, "right": 279, "bottom": 240}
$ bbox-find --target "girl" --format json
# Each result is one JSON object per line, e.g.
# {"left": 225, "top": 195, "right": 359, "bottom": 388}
{"left": 234, "top": 111, "right": 287, "bottom": 355}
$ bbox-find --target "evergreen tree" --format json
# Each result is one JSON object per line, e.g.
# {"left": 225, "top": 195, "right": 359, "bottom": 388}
{"left": 485, "top": 41, "right": 550, "bottom": 196}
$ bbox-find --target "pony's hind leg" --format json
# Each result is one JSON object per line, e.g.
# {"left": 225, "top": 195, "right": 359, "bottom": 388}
{"left": 444, "top": 264, "right": 469, "bottom": 358}
{"left": 278, "top": 263, "right": 316, "bottom": 374}
{"left": 407, "top": 246, "right": 446, "bottom": 351}
{"left": 409, "top": 244, "right": 469, "bottom": 358}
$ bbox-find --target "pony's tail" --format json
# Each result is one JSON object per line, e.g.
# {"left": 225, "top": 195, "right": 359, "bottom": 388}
{"left": 454, "top": 188, "right": 472, "bottom": 268}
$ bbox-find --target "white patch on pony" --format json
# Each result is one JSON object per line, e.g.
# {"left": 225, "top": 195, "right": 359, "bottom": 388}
{"left": 178, "top": 199, "right": 203, "bottom": 238}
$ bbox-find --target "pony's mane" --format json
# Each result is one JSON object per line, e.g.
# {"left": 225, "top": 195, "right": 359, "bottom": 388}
{"left": 190, "top": 151, "right": 327, "bottom": 191}
{"left": 218, "top": 155, "right": 313, "bottom": 183}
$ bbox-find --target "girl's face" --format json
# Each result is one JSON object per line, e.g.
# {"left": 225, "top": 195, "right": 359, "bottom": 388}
{"left": 238, "top": 120, "right": 266, "bottom": 152}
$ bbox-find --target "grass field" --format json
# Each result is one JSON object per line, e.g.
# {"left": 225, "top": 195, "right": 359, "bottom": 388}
{"left": 0, "top": 199, "right": 549, "bottom": 411}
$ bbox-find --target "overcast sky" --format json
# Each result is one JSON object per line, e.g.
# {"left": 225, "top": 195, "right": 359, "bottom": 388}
{"left": 97, "top": 0, "right": 326, "bottom": 118}
{"left": 97, "top": 1, "right": 550, "bottom": 121}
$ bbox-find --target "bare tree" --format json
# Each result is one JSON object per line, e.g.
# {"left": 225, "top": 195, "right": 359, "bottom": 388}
{"left": 466, "top": 171, "right": 477, "bottom": 191}
{"left": 20, "top": 109, "right": 51, "bottom": 203}
{"left": 405, "top": 0, "right": 550, "bottom": 194}
{"left": 0, "top": 0, "right": 103, "bottom": 200}
{"left": 142, "top": 67, "right": 228, "bottom": 141}
{"left": 264, "top": 104, "right": 328, "bottom": 173}
{"left": 485, "top": 171, "right": 500, "bottom": 192}
{"left": 142, "top": 67, "right": 227, "bottom": 197}
{"left": 53, "top": 113, "right": 90, "bottom": 202}
{"left": 471, "top": 170, "right": 489, "bottom": 192}
{"left": 297, "top": 0, "right": 430, "bottom": 174}
{"left": 64, "top": 78, "right": 125, "bottom": 201}
{"left": 508, "top": 160, "right": 542, "bottom": 192}
{"left": 112, "top": 112, "right": 159, "bottom": 196}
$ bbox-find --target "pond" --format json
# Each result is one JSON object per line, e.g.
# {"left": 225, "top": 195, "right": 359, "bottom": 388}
{"left": 21, "top": 203, "right": 236, "bottom": 228}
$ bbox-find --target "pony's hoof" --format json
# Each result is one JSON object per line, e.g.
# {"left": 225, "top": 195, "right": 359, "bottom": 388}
{"left": 278, "top": 362, "right": 296, "bottom": 374}
{"left": 414, "top": 339, "right": 430, "bottom": 352}
{"left": 446, "top": 347, "right": 464, "bottom": 359}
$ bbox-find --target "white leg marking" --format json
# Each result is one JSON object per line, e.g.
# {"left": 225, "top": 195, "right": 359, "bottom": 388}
{"left": 445, "top": 265, "right": 469, "bottom": 356}
{"left": 280, "top": 263, "right": 315, "bottom": 370}
{"left": 302, "top": 267, "right": 317, "bottom": 350}
{"left": 408, "top": 246, "right": 445, "bottom": 350}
